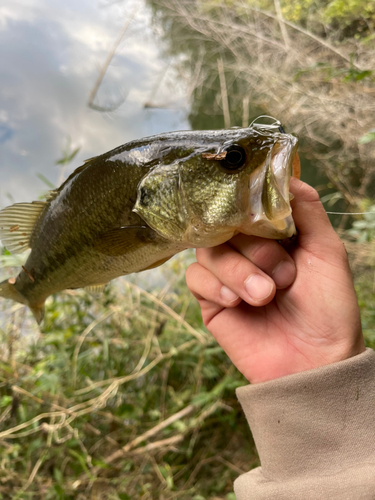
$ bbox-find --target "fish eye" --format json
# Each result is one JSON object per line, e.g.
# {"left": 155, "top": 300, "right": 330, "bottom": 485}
{"left": 220, "top": 145, "right": 246, "bottom": 172}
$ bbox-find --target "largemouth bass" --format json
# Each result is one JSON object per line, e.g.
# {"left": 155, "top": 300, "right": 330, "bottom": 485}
{"left": 0, "top": 125, "right": 298, "bottom": 323}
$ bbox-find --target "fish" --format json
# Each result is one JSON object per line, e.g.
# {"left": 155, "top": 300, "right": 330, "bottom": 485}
{"left": 0, "top": 125, "right": 298, "bottom": 324}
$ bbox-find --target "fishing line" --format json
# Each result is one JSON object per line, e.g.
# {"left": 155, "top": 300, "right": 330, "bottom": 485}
{"left": 249, "top": 116, "right": 373, "bottom": 218}
{"left": 249, "top": 115, "right": 282, "bottom": 132}
{"left": 325, "top": 211, "right": 374, "bottom": 215}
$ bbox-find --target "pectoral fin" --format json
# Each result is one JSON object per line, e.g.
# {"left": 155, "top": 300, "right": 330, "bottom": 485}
{"left": 94, "top": 225, "right": 157, "bottom": 257}
{"left": 140, "top": 256, "right": 172, "bottom": 271}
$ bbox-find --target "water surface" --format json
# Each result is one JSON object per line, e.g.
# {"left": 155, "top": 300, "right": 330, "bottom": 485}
{"left": 0, "top": 0, "right": 189, "bottom": 206}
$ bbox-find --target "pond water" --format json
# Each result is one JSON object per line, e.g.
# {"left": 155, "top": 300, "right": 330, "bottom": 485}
{"left": 0, "top": 0, "right": 189, "bottom": 206}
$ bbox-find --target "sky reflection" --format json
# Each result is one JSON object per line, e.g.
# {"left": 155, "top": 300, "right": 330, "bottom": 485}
{"left": 0, "top": 0, "right": 189, "bottom": 206}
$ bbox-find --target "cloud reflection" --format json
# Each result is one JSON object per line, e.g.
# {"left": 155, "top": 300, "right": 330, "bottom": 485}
{"left": 0, "top": 0, "right": 189, "bottom": 206}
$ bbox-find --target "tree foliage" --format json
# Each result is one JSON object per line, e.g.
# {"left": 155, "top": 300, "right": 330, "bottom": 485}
{"left": 202, "top": 0, "right": 375, "bottom": 35}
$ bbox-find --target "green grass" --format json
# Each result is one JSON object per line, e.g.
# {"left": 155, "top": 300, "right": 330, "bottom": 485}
{"left": 0, "top": 253, "right": 256, "bottom": 499}
{"left": 1, "top": 229, "right": 374, "bottom": 498}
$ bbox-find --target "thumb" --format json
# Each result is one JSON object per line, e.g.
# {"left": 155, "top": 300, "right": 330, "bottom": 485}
{"left": 289, "top": 178, "right": 342, "bottom": 254}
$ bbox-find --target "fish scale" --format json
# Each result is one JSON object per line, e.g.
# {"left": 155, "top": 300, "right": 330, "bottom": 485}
{"left": 0, "top": 127, "right": 298, "bottom": 324}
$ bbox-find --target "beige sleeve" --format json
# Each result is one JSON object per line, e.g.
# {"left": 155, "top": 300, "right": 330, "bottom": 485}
{"left": 234, "top": 348, "right": 375, "bottom": 500}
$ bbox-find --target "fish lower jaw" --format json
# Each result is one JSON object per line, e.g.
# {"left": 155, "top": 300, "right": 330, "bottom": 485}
{"left": 180, "top": 225, "right": 237, "bottom": 248}
{"left": 179, "top": 214, "right": 296, "bottom": 246}
{"left": 242, "top": 215, "right": 296, "bottom": 239}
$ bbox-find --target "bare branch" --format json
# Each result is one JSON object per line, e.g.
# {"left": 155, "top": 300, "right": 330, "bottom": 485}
{"left": 87, "top": 5, "right": 138, "bottom": 111}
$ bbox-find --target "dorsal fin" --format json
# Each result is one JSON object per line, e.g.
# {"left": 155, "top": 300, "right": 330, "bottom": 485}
{"left": 0, "top": 201, "right": 46, "bottom": 254}
{"left": 44, "top": 189, "right": 58, "bottom": 202}
{"left": 83, "top": 155, "right": 98, "bottom": 164}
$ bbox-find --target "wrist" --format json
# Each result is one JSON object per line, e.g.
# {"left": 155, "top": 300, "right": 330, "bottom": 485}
{"left": 247, "top": 330, "right": 366, "bottom": 385}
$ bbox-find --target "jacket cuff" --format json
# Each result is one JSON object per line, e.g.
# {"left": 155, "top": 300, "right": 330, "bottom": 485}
{"left": 236, "top": 348, "right": 375, "bottom": 481}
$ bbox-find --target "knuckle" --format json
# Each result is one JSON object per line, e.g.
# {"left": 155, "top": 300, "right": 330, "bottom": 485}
{"left": 305, "top": 185, "right": 320, "bottom": 202}
{"left": 247, "top": 240, "right": 276, "bottom": 268}
{"left": 291, "top": 178, "right": 320, "bottom": 203}
{"left": 232, "top": 235, "right": 283, "bottom": 272}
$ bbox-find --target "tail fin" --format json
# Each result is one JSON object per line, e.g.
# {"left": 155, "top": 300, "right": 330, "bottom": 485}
{"left": 0, "top": 279, "right": 45, "bottom": 324}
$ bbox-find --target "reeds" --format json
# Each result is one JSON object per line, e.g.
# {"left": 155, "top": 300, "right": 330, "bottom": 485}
{"left": 149, "top": 0, "right": 375, "bottom": 203}
{"left": 0, "top": 253, "right": 254, "bottom": 499}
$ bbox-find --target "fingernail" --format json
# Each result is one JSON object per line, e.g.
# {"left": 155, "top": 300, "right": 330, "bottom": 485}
{"left": 245, "top": 274, "right": 273, "bottom": 301}
{"left": 272, "top": 261, "right": 296, "bottom": 288}
{"left": 220, "top": 286, "right": 239, "bottom": 303}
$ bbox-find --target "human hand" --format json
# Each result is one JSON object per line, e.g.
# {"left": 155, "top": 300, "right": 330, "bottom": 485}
{"left": 186, "top": 178, "right": 365, "bottom": 384}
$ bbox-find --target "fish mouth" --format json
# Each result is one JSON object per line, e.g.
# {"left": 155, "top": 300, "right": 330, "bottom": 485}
{"left": 243, "top": 135, "right": 298, "bottom": 239}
